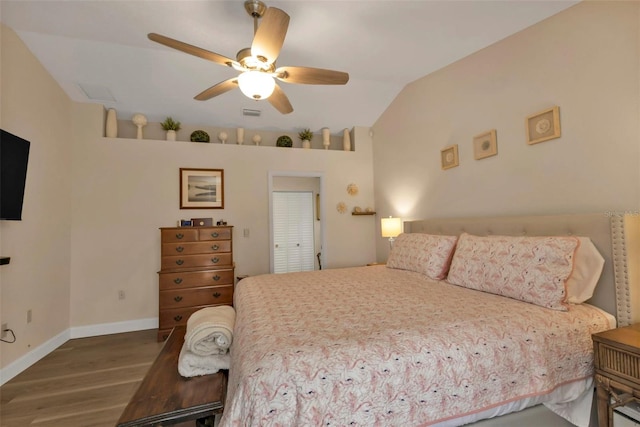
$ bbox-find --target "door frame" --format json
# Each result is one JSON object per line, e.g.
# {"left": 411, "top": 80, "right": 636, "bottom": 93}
{"left": 268, "top": 171, "right": 326, "bottom": 274}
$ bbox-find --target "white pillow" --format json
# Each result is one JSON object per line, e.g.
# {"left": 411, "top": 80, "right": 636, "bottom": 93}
{"left": 565, "top": 237, "right": 605, "bottom": 304}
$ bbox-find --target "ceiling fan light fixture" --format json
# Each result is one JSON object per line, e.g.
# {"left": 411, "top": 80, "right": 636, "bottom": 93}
{"left": 238, "top": 71, "right": 275, "bottom": 100}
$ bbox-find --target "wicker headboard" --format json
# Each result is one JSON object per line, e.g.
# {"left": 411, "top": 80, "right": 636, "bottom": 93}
{"left": 405, "top": 213, "right": 639, "bottom": 326}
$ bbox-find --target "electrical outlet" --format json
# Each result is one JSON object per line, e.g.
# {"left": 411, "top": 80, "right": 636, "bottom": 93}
{"left": 27, "top": 309, "right": 32, "bottom": 323}
{"left": 1, "top": 323, "right": 8, "bottom": 339}
{"left": 118, "top": 290, "right": 125, "bottom": 300}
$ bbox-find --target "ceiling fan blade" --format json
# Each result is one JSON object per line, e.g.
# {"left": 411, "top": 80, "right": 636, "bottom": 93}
{"left": 268, "top": 84, "right": 293, "bottom": 114}
{"left": 275, "top": 66, "right": 349, "bottom": 85}
{"left": 251, "top": 8, "right": 290, "bottom": 64}
{"left": 148, "top": 33, "right": 236, "bottom": 68}
{"left": 194, "top": 78, "right": 239, "bottom": 101}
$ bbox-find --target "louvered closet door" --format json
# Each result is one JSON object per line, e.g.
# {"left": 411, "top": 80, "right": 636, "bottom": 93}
{"left": 273, "top": 191, "right": 315, "bottom": 273}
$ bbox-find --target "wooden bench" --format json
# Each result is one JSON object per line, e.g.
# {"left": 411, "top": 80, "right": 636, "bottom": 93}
{"left": 117, "top": 325, "right": 227, "bottom": 427}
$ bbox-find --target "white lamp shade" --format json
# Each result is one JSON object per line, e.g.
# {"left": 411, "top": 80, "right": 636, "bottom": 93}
{"left": 238, "top": 71, "right": 275, "bottom": 100}
{"left": 381, "top": 217, "right": 402, "bottom": 238}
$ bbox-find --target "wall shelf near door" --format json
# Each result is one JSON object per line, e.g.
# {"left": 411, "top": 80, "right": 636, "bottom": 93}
{"left": 352, "top": 212, "right": 376, "bottom": 216}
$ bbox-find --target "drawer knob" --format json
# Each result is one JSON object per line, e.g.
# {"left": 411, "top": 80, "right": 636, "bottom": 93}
{"left": 212, "top": 244, "right": 219, "bottom": 250}
{"left": 211, "top": 257, "right": 219, "bottom": 264}
{"left": 175, "top": 233, "right": 184, "bottom": 239}
{"left": 176, "top": 259, "right": 184, "bottom": 266}
{"left": 211, "top": 232, "right": 219, "bottom": 238}
{"left": 173, "top": 278, "right": 183, "bottom": 284}
{"left": 213, "top": 275, "right": 221, "bottom": 281}
{"left": 176, "top": 246, "right": 184, "bottom": 253}
{"left": 174, "top": 296, "right": 183, "bottom": 302}
{"left": 213, "top": 292, "right": 221, "bottom": 298}
{"left": 174, "top": 315, "right": 183, "bottom": 321}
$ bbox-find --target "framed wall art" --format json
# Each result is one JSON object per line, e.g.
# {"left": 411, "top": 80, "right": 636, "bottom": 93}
{"left": 473, "top": 129, "right": 497, "bottom": 160}
{"left": 179, "top": 168, "right": 224, "bottom": 209}
{"left": 440, "top": 144, "right": 459, "bottom": 170}
{"left": 526, "top": 106, "right": 561, "bottom": 145}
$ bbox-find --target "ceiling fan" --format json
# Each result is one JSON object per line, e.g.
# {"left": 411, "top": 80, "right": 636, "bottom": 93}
{"left": 148, "top": 0, "right": 349, "bottom": 115}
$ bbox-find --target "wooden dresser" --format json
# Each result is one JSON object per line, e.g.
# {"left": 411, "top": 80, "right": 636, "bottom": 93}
{"left": 593, "top": 323, "right": 640, "bottom": 427}
{"left": 158, "top": 226, "right": 234, "bottom": 341}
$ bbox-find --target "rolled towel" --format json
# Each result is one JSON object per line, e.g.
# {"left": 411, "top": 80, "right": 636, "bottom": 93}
{"left": 185, "top": 305, "right": 236, "bottom": 356}
{"left": 178, "top": 342, "right": 230, "bottom": 378}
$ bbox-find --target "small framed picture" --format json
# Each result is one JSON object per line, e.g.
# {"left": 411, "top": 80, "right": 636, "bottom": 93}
{"left": 180, "top": 168, "right": 224, "bottom": 209}
{"left": 526, "top": 106, "right": 561, "bottom": 145}
{"left": 440, "top": 145, "right": 459, "bottom": 170}
{"left": 473, "top": 129, "right": 497, "bottom": 160}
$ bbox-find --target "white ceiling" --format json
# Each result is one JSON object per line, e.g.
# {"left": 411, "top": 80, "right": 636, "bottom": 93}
{"left": 0, "top": 1, "right": 578, "bottom": 133}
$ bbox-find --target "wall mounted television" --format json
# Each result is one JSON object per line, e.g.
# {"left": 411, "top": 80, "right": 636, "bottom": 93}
{"left": 1, "top": 129, "right": 30, "bottom": 220}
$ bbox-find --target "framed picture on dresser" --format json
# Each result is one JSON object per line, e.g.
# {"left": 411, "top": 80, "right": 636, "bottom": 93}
{"left": 180, "top": 168, "right": 224, "bottom": 209}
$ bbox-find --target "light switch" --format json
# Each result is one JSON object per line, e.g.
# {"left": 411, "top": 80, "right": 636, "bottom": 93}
{"left": 243, "top": 228, "right": 250, "bottom": 237}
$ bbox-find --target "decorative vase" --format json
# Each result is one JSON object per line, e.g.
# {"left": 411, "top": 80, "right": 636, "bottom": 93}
{"left": 302, "top": 140, "right": 311, "bottom": 149}
{"left": 105, "top": 108, "right": 118, "bottom": 138}
{"left": 132, "top": 113, "right": 147, "bottom": 140}
{"left": 342, "top": 128, "right": 351, "bottom": 151}
{"left": 236, "top": 128, "right": 244, "bottom": 145}
{"left": 218, "top": 131, "right": 228, "bottom": 144}
{"left": 166, "top": 130, "right": 176, "bottom": 141}
{"left": 252, "top": 134, "right": 262, "bottom": 145}
{"left": 322, "top": 128, "right": 331, "bottom": 150}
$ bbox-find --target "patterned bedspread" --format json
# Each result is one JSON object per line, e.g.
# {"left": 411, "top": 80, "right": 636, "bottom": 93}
{"left": 219, "top": 266, "right": 612, "bottom": 427}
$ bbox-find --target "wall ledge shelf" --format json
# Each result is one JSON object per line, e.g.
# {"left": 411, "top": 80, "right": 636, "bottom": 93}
{"left": 352, "top": 212, "right": 376, "bottom": 216}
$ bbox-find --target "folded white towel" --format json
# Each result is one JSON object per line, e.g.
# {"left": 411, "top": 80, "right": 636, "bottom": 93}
{"left": 185, "top": 305, "right": 236, "bottom": 356}
{"left": 177, "top": 343, "right": 230, "bottom": 378}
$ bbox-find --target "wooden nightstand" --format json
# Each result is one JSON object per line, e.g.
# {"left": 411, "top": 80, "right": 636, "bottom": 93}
{"left": 593, "top": 323, "right": 640, "bottom": 427}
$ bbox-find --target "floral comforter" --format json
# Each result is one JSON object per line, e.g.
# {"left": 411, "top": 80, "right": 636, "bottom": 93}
{"left": 219, "top": 266, "right": 611, "bottom": 427}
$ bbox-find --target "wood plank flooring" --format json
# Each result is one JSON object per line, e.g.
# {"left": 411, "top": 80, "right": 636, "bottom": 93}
{"left": 0, "top": 329, "right": 164, "bottom": 427}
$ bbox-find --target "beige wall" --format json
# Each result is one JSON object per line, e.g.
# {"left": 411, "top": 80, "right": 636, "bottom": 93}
{"left": 372, "top": 1, "right": 640, "bottom": 261}
{"left": 0, "top": 24, "right": 73, "bottom": 373}
{"left": 69, "top": 109, "right": 376, "bottom": 329}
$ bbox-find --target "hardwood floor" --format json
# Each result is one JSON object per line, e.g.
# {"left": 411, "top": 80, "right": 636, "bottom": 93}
{"left": 0, "top": 329, "right": 164, "bottom": 427}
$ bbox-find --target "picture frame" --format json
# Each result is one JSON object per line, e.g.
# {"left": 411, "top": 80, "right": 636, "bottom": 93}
{"left": 179, "top": 168, "right": 224, "bottom": 209}
{"left": 440, "top": 144, "right": 459, "bottom": 170}
{"left": 526, "top": 106, "right": 561, "bottom": 145}
{"left": 473, "top": 129, "right": 497, "bottom": 160}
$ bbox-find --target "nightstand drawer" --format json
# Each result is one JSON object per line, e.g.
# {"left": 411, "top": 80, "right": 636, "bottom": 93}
{"left": 597, "top": 344, "right": 640, "bottom": 384}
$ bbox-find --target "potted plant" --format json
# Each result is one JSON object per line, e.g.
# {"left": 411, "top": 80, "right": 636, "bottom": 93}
{"left": 298, "top": 128, "right": 313, "bottom": 149}
{"left": 276, "top": 135, "right": 293, "bottom": 148}
{"left": 161, "top": 117, "right": 181, "bottom": 141}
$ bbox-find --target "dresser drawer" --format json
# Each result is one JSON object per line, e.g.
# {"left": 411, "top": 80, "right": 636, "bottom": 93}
{"left": 159, "top": 269, "right": 234, "bottom": 290}
{"left": 162, "top": 240, "right": 231, "bottom": 256}
{"left": 198, "top": 228, "right": 232, "bottom": 241}
{"left": 161, "top": 253, "right": 233, "bottom": 270}
{"left": 160, "top": 285, "right": 234, "bottom": 309}
{"left": 159, "top": 305, "right": 209, "bottom": 329}
{"left": 161, "top": 228, "right": 198, "bottom": 243}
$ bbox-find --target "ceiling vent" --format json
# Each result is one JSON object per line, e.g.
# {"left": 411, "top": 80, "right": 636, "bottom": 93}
{"left": 242, "top": 108, "right": 261, "bottom": 117}
{"left": 78, "top": 83, "right": 116, "bottom": 102}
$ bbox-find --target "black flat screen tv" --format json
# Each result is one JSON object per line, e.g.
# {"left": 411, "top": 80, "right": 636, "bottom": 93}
{"left": 1, "top": 129, "right": 30, "bottom": 220}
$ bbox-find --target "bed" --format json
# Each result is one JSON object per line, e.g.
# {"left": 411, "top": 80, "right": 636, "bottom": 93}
{"left": 219, "top": 213, "right": 639, "bottom": 427}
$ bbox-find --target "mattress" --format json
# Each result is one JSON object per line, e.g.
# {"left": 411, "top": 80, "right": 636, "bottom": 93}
{"left": 219, "top": 266, "right": 613, "bottom": 427}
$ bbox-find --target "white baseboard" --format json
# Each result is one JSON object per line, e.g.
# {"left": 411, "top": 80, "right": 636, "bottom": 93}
{"left": 0, "top": 317, "right": 158, "bottom": 386}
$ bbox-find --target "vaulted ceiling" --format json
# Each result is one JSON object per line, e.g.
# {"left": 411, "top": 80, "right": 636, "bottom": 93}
{"left": 1, "top": 1, "right": 578, "bottom": 133}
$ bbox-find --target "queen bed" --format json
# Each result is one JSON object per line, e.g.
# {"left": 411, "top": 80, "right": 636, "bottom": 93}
{"left": 219, "top": 213, "right": 639, "bottom": 427}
